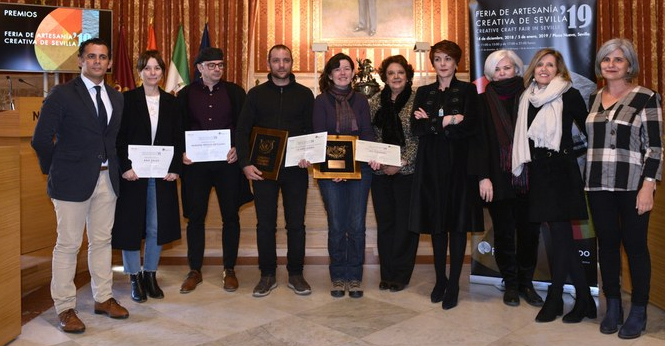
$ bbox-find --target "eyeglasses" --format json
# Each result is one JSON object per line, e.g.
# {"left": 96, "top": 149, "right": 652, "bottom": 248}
{"left": 204, "top": 62, "right": 225, "bottom": 70}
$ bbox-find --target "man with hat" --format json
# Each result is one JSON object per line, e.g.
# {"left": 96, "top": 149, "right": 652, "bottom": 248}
{"left": 177, "top": 47, "right": 251, "bottom": 293}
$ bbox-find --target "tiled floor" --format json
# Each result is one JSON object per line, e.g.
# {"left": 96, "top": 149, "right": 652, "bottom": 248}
{"left": 11, "top": 264, "right": 665, "bottom": 346}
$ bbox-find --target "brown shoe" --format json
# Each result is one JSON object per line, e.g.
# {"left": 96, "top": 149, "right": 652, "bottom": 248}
{"left": 180, "top": 270, "right": 202, "bottom": 293}
{"left": 223, "top": 268, "right": 239, "bottom": 292}
{"left": 58, "top": 309, "right": 85, "bottom": 333}
{"left": 93, "top": 298, "right": 129, "bottom": 319}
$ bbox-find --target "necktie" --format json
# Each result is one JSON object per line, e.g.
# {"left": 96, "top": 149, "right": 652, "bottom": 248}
{"left": 94, "top": 86, "right": 108, "bottom": 131}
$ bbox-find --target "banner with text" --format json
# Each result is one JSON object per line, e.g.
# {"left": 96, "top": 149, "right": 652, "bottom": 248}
{"left": 468, "top": 0, "right": 598, "bottom": 289}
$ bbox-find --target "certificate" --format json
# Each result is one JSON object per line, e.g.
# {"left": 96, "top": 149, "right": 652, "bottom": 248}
{"left": 355, "top": 140, "right": 402, "bottom": 167}
{"left": 284, "top": 131, "right": 327, "bottom": 167}
{"left": 249, "top": 127, "right": 288, "bottom": 180}
{"left": 313, "top": 135, "right": 361, "bottom": 179}
{"left": 128, "top": 145, "right": 174, "bottom": 178}
{"left": 185, "top": 130, "right": 231, "bottom": 162}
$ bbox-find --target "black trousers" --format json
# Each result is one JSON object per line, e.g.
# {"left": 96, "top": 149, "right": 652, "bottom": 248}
{"left": 546, "top": 221, "right": 589, "bottom": 295}
{"left": 371, "top": 173, "right": 420, "bottom": 285}
{"left": 183, "top": 161, "right": 242, "bottom": 271}
{"left": 253, "top": 166, "right": 308, "bottom": 276}
{"left": 488, "top": 195, "right": 541, "bottom": 289}
{"left": 588, "top": 190, "right": 651, "bottom": 305}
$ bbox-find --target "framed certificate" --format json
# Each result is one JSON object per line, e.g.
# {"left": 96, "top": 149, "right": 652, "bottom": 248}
{"left": 249, "top": 126, "right": 288, "bottom": 180}
{"left": 313, "top": 135, "right": 361, "bottom": 179}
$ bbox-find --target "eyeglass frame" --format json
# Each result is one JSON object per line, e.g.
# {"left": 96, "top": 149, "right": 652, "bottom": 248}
{"left": 201, "top": 62, "right": 225, "bottom": 70}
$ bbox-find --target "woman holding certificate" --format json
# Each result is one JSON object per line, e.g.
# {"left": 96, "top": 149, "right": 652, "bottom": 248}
{"left": 368, "top": 55, "right": 419, "bottom": 292}
{"left": 409, "top": 40, "right": 484, "bottom": 310}
{"left": 314, "top": 53, "right": 375, "bottom": 299}
{"left": 113, "top": 50, "right": 184, "bottom": 302}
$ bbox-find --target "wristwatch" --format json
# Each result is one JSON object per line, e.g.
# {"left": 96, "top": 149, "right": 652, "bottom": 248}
{"left": 450, "top": 115, "right": 456, "bottom": 125}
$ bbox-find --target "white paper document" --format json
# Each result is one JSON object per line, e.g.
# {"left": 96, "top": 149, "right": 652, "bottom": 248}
{"left": 128, "top": 145, "right": 175, "bottom": 178}
{"left": 284, "top": 131, "right": 328, "bottom": 167}
{"left": 185, "top": 129, "right": 231, "bottom": 162}
{"left": 354, "top": 140, "right": 401, "bottom": 167}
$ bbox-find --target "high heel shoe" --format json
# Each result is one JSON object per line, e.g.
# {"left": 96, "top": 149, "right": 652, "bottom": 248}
{"left": 600, "top": 298, "right": 623, "bottom": 334}
{"left": 143, "top": 271, "right": 164, "bottom": 299}
{"left": 535, "top": 286, "right": 563, "bottom": 322}
{"left": 441, "top": 285, "right": 459, "bottom": 310}
{"left": 129, "top": 273, "right": 147, "bottom": 303}
{"left": 618, "top": 305, "right": 647, "bottom": 339}
{"left": 562, "top": 291, "right": 597, "bottom": 323}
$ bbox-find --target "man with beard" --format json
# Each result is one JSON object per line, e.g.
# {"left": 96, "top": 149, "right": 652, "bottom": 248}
{"left": 237, "top": 44, "right": 314, "bottom": 297}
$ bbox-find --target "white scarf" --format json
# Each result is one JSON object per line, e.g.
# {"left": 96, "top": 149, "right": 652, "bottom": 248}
{"left": 512, "top": 76, "right": 572, "bottom": 176}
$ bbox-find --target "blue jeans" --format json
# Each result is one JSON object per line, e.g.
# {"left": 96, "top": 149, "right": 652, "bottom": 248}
{"left": 123, "top": 179, "right": 162, "bottom": 274}
{"left": 318, "top": 165, "right": 372, "bottom": 282}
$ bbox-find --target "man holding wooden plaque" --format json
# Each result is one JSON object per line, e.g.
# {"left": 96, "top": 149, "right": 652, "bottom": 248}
{"left": 236, "top": 44, "right": 314, "bottom": 297}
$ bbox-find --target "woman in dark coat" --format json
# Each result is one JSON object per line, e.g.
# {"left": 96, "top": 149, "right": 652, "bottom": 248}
{"left": 409, "top": 40, "right": 484, "bottom": 310}
{"left": 472, "top": 49, "right": 543, "bottom": 307}
{"left": 512, "top": 48, "right": 593, "bottom": 323}
{"left": 113, "top": 50, "right": 184, "bottom": 302}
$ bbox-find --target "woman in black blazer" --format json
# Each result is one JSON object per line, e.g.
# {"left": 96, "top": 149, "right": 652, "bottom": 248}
{"left": 112, "top": 51, "right": 184, "bottom": 302}
{"left": 512, "top": 48, "right": 594, "bottom": 323}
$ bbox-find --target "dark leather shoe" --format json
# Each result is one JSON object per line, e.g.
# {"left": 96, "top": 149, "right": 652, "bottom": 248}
{"left": 519, "top": 286, "right": 544, "bottom": 307}
{"left": 223, "top": 268, "right": 239, "bottom": 292}
{"left": 379, "top": 281, "right": 390, "bottom": 290}
{"left": 442, "top": 285, "right": 459, "bottom": 310}
{"left": 390, "top": 283, "right": 406, "bottom": 292}
{"left": 180, "top": 270, "right": 202, "bottom": 293}
{"left": 94, "top": 298, "right": 129, "bottom": 319}
{"left": 58, "top": 309, "right": 85, "bottom": 333}
{"left": 503, "top": 287, "right": 520, "bottom": 306}
{"left": 430, "top": 280, "right": 447, "bottom": 303}
{"left": 129, "top": 273, "right": 147, "bottom": 303}
{"left": 143, "top": 271, "right": 164, "bottom": 299}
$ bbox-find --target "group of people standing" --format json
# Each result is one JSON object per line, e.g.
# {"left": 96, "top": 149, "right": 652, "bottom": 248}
{"left": 32, "top": 36, "right": 661, "bottom": 341}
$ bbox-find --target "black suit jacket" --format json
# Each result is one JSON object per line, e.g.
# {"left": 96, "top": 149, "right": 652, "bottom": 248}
{"left": 32, "top": 76, "right": 123, "bottom": 201}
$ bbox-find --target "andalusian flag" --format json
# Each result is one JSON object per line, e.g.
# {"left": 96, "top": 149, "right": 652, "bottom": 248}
{"left": 165, "top": 25, "right": 189, "bottom": 93}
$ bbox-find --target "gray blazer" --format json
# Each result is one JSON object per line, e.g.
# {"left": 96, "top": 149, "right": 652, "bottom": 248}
{"left": 32, "top": 76, "right": 123, "bottom": 201}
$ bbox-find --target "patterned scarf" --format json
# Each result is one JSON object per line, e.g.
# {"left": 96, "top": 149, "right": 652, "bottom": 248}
{"left": 372, "top": 87, "right": 411, "bottom": 146}
{"left": 328, "top": 86, "right": 358, "bottom": 133}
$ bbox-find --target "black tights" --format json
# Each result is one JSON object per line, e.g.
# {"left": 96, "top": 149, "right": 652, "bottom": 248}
{"left": 547, "top": 221, "right": 589, "bottom": 295}
{"left": 432, "top": 232, "right": 467, "bottom": 289}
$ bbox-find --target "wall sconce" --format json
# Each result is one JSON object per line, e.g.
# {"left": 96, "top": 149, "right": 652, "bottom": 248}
{"left": 312, "top": 42, "right": 329, "bottom": 95}
{"left": 413, "top": 41, "right": 430, "bottom": 85}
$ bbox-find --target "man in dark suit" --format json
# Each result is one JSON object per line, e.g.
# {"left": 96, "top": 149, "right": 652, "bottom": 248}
{"left": 32, "top": 38, "right": 129, "bottom": 334}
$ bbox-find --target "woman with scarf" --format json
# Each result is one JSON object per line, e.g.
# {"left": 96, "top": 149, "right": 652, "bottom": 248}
{"left": 512, "top": 48, "right": 594, "bottom": 323}
{"left": 314, "top": 53, "right": 375, "bottom": 299}
{"left": 409, "top": 40, "right": 484, "bottom": 310}
{"left": 368, "top": 55, "right": 419, "bottom": 292}
{"left": 472, "top": 50, "right": 543, "bottom": 307}
{"left": 585, "top": 39, "right": 662, "bottom": 339}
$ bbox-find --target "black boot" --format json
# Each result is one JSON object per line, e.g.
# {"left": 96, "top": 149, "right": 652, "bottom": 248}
{"left": 130, "top": 273, "right": 147, "bottom": 303}
{"left": 618, "top": 304, "right": 647, "bottom": 339}
{"left": 600, "top": 298, "right": 623, "bottom": 334}
{"left": 143, "top": 271, "right": 164, "bottom": 299}
{"left": 430, "top": 278, "right": 447, "bottom": 303}
{"left": 535, "top": 286, "right": 563, "bottom": 322}
{"left": 562, "top": 291, "right": 597, "bottom": 323}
